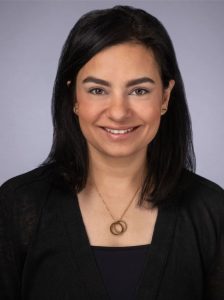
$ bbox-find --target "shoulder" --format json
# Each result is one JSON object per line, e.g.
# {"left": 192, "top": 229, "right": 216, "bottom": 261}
{"left": 0, "top": 164, "right": 58, "bottom": 214}
{"left": 0, "top": 164, "right": 63, "bottom": 256}
{"left": 179, "top": 170, "right": 224, "bottom": 205}
{"left": 0, "top": 164, "right": 60, "bottom": 241}
{"left": 176, "top": 170, "right": 224, "bottom": 231}
{"left": 1, "top": 164, "right": 56, "bottom": 195}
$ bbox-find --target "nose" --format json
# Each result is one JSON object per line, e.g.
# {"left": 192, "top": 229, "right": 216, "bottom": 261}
{"left": 106, "top": 94, "right": 131, "bottom": 122}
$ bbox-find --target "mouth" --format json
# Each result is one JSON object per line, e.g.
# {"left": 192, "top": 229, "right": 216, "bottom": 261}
{"left": 101, "top": 126, "right": 139, "bottom": 135}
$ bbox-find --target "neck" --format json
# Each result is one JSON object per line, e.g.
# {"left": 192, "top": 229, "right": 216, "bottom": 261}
{"left": 87, "top": 148, "right": 147, "bottom": 201}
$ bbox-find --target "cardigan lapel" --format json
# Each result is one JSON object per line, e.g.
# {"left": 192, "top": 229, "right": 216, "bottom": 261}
{"left": 57, "top": 185, "right": 178, "bottom": 300}
{"left": 136, "top": 203, "right": 178, "bottom": 299}
{"left": 57, "top": 188, "right": 110, "bottom": 299}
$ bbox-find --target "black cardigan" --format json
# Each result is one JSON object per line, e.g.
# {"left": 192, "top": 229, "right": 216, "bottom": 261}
{"left": 0, "top": 165, "right": 224, "bottom": 300}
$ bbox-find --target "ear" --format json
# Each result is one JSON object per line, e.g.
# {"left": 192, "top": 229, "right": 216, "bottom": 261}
{"left": 161, "top": 80, "right": 175, "bottom": 115}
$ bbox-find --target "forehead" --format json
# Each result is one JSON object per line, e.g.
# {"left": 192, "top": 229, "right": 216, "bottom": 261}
{"left": 76, "top": 42, "right": 161, "bottom": 82}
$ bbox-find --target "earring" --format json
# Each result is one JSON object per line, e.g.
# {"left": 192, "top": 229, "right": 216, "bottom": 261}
{"left": 161, "top": 107, "right": 167, "bottom": 115}
{"left": 74, "top": 103, "right": 79, "bottom": 115}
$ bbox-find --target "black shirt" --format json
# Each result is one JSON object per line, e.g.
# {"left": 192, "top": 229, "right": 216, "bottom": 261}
{"left": 91, "top": 244, "right": 150, "bottom": 300}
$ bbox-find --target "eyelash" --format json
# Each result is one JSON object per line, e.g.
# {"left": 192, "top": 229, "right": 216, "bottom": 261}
{"left": 88, "top": 87, "right": 150, "bottom": 96}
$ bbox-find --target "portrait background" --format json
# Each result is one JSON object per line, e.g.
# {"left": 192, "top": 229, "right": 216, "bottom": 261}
{"left": 0, "top": 0, "right": 223, "bottom": 187}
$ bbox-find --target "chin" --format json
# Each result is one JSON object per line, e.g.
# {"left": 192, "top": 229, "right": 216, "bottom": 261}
{"left": 98, "top": 146, "right": 147, "bottom": 159}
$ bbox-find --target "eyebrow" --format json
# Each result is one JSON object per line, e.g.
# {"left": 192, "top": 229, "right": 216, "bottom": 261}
{"left": 82, "top": 76, "right": 155, "bottom": 87}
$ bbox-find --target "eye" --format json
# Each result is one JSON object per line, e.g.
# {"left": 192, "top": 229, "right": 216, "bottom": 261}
{"left": 88, "top": 88, "right": 106, "bottom": 95}
{"left": 130, "top": 88, "right": 150, "bottom": 96}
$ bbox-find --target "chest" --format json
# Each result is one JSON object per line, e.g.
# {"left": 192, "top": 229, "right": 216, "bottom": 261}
{"left": 22, "top": 190, "right": 206, "bottom": 300}
{"left": 77, "top": 195, "right": 158, "bottom": 247}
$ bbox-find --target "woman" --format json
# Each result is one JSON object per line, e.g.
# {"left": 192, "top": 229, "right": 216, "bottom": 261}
{"left": 0, "top": 5, "right": 223, "bottom": 300}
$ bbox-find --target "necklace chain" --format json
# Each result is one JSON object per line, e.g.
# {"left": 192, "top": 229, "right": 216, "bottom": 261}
{"left": 94, "top": 182, "right": 140, "bottom": 235}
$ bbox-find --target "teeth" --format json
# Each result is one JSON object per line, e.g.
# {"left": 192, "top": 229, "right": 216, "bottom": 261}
{"left": 105, "top": 128, "right": 134, "bottom": 134}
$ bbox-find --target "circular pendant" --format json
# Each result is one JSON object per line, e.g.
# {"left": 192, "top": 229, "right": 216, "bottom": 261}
{"left": 110, "top": 220, "right": 127, "bottom": 235}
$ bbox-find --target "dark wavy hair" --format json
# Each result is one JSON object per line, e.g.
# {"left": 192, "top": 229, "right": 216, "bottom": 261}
{"left": 42, "top": 5, "right": 195, "bottom": 206}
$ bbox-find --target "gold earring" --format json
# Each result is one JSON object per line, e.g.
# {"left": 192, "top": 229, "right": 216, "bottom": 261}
{"left": 74, "top": 103, "right": 79, "bottom": 115}
{"left": 161, "top": 107, "right": 167, "bottom": 115}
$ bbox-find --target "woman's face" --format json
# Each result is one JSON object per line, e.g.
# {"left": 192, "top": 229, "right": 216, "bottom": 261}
{"left": 75, "top": 42, "right": 174, "bottom": 160}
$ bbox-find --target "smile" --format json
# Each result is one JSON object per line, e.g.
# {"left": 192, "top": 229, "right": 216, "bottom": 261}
{"left": 103, "top": 127, "right": 137, "bottom": 135}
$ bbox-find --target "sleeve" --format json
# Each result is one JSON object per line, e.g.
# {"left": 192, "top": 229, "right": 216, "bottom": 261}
{"left": 204, "top": 186, "right": 224, "bottom": 300}
{"left": 0, "top": 183, "right": 21, "bottom": 300}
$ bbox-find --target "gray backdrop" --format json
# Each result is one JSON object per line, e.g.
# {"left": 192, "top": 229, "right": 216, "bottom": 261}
{"left": 0, "top": 0, "right": 223, "bottom": 187}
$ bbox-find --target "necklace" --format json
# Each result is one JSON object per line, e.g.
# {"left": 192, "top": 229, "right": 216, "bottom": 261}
{"left": 94, "top": 183, "right": 140, "bottom": 236}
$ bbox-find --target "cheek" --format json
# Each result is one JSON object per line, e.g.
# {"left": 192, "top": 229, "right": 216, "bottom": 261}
{"left": 137, "top": 104, "right": 162, "bottom": 124}
{"left": 134, "top": 91, "right": 163, "bottom": 120}
{"left": 143, "top": 108, "right": 162, "bottom": 143}
{"left": 78, "top": 104, "right": 102, "bottom": 126}
{"left": 76, "top": 92, "right": 95, "bottom": 122}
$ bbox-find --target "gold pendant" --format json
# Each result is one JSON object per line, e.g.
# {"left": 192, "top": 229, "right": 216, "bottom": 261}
{"left": 110, "top": 220, "right": 127, "bottom": 235}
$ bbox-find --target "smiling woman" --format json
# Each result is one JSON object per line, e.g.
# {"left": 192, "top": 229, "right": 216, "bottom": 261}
{"left": 0, "top": 5, "right": 224, "bottom": 300}
{"left": 75, "top": 43, "right": 174, "bottom": 160}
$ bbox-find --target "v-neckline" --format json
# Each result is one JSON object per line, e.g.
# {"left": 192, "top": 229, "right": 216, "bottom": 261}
{"left": 59, "top": 189, "right": 178, "bottom": 300}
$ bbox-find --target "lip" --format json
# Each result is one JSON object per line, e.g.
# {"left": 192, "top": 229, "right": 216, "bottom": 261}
{"left": 100, "top": 126, "right": 140, "bottom": 130}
